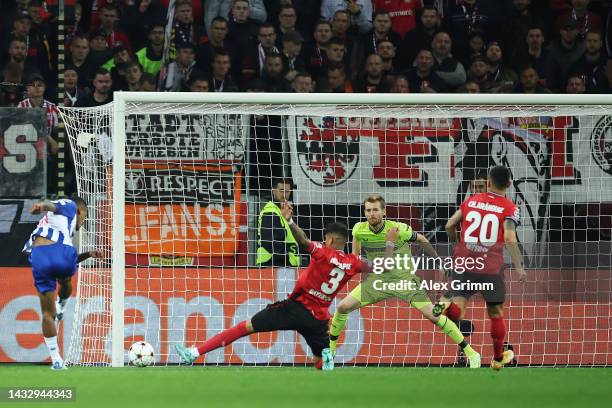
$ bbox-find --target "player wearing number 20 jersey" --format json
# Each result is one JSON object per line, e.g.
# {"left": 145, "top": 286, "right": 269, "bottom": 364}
{"left": 453, "top": 191, "right": 520, "bottom": 276}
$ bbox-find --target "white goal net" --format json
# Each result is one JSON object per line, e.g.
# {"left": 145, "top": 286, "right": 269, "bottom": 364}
{"left": 58, "top": 93, "right": 612, "bottom": 367}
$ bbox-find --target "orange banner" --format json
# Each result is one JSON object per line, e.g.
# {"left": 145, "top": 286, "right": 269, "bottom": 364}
{"left": 123, "top": 165, "right": 242, "bottom": 257}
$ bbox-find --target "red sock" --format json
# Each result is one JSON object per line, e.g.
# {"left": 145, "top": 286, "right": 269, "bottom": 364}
{"left": 446, "top": 302, "right": 461, "bottom": 322}
{"left": 314, "top": 359, "right": 323, "bottom": 370}
{"left": 490, "top": 316, "right": 506, "bottom": 361}
{"left": 197, "top": 321, "right": 249, "bottom": 355}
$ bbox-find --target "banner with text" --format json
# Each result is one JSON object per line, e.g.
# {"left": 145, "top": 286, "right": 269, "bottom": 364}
{"left": 0, "top": 108, "right": 47, "bottom": 197}
{"left": 288, "top": 115, "right": 612, "bottom": 205}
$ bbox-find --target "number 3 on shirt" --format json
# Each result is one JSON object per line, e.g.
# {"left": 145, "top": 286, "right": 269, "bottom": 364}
{"left": 464, "top": 210, "right": 499, "bottom": 246}
{"left": 321, "top": 267, "right": 345, "bottom": 294}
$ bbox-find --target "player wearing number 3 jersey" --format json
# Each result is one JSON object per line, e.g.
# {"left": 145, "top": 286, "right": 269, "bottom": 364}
{"left": 441, "top": 165, "right": 526, "bottom": 371}
{"left": 175, "top": 202, "right": 398, "bottom": 370}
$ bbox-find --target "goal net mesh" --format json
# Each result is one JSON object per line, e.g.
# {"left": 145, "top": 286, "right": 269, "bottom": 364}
{"left": 58, "top": 100, "right": 612, "bottom": 367}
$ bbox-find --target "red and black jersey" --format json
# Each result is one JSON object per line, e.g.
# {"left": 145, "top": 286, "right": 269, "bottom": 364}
{"left": 290, "top": 242, "right": 363, "bottom": 320}
{"left": 453, "top": 192, "right": 520, "bottom": 275}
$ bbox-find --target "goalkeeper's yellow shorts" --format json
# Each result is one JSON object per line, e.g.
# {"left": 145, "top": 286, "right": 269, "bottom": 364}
{"left": 348, "top": 272, "right": 431, "bottom": 310}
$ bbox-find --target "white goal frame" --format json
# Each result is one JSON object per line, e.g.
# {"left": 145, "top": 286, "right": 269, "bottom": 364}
{"left": 110, "top": 92, "right": 612, "bottom": 367}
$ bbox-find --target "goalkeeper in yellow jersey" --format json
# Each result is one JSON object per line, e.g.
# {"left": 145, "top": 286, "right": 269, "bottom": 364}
{"left": 329, "top": 195, "right": 481, "bottom": 368}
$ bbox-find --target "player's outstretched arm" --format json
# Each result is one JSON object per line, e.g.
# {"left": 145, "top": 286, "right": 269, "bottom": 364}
{"left": 280, "top": 201, "right": 311, "bottom": 250}
{"left": 29, "top": 201, "right": 57, "bottom": 214}
{"left": 415, "top": 233, "right": 440, "bottom": 258}
{"left": 445, "top": 209, "right": 462, "bottom": 242}
{"left": 503, "top": 220, "right": 526, "bottom": 283}
{"left": 77, "top": 250, "right": 104, "bottom": 263}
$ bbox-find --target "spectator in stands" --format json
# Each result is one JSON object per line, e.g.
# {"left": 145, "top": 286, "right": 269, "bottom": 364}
{"left": 398, "top": 5, "right": 441, "bottom": 71}
{"left": 6, "top": 10, "right": 52, "bottom": 87}
{"left": 226, "top": 0, "right": 260, "bottom": 83}
{"left": 17, "top": 73, "right": 58, "bottom": 194}
{"left": 373, "top": 0, "right": 422, "bottom": 39}
{"left": 123, "top": 0, "right": 165, "bottom": 51}
{"left": 320, "top": 62, "right": 353, "bottom": 92}
{"left": 102, "top": 45, "right": 133, "bottom": 91}
{"left": 354, "top": 53, "right": 388, "bottom": 92}
{"left": 321, "top": 0, "right": 373, "bottom": 33}
{"left": 255, "top": 178, "right": 300, "bottom": 268}
{"left": 547, "top": 17, "right": 586, "bottom": 92}
{"left": 275, "top": 4, "right": 299, "bottom": 47}
{"left": 186, "top": 72, "right": 210, "bottom": 92}
{"left": 303, "top": 20, "right": 333, "bottom": 81}
{"left": 390, "top": 74, "right": 410, "bottom": 93}
{"left": 63, "top": 66, "right": 86, "bottom": 107}
{"left": 431, "top": 31, "right": 466, "bottom": 90}
{"left": 0, "top": 62, "right": 25, "bottom": 107}
{"left": 75, "top": 68, "right": 113, "bottom": 106}
{"left": 171, "top": 0, "right": 208, "bottom": 56}
{"left": 444, "top": 0, "right": 494, "bottom": 63}
{"left": 485, "top": 42, "right": 518, "bottom": 93}
{"left": 557, "top": 0, "right": 603, "bottom": 40}
{"left": 4, "top": 35, "right": 39, "bottom": 86}
{"left": 565, "top": 74, "right": 587, "bottom": 93}
{"left": 406, "top": 48, "right": 448, "bottom": 92}
{"left": 206, "top": 0, "right": 267, "bottom": 34}
{"left": 501, "top": 0, "right": 539, "bottom": 65}
{"left": 209, "top": 49, "right": 239, "bottom": 92}
{"left": 466, "top": 54, "right": 493, "bottom": 92}
{"left": 331, "top": 10, "right": 358, "bottom": 58}
{"left": 292, "top": 71, "right": 315, "bottom": 93}
{"left": 514, "top": 66, "right": 550, "bottom": 93}
{"left": 466, "top": 30, "right": 487, "bottom": 65}
{"left": 88, "top": 29, "right": 113, "bottom": 68}
{"left": 352, "top": 12, "right": 401, "bottom": 77}
{"left": 457, "top": 80, "right": 481, "bottom": 93}
{"left": 135, "top": 23, "right": 165, "bottom": 77}
{"left": 123, "top": 61, "right": 144, "bottom": 91}
{"left": 162, "top": 42, "right": 197, "bottom": 91}
{"left": 512, "top": 26, "right": 550, "bottom": 82}
{"left": 282, "top": 30, "right": 306, "bottom": 83}
{"left": 325, "top": 37, "right": 349, "bottom": 79}
{"left": 377, "top": 39, "right": 398, "bottom": 77}
{"left": 139, "top": 72, "right": 157, "bottom": 91}
{"left": 95, "top": 4, "right": 133, "bottom": 53}
{"left": 569, "top": 30, "right": 610, "bottom": 93}
{"left": 196, "top": 17, "right": 229, "bottom": 75}
{"left": 68, "top": 35, "right": 96, "bottom": 92}
{"left": 250, "top": 53, "right": 292, "bottom": 92}
{"left": 242, "top": 23, "right": 281, "bottom": 88}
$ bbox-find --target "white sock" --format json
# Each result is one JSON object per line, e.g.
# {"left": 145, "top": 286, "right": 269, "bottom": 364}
{"left": 58, "top": 297, "right": 68, "bottom": 307}
{"left": 44, "top": 336, "right": 62, "bottom": 363}
{"left": 189, "top": 347, "right": 199, "bottom": 358}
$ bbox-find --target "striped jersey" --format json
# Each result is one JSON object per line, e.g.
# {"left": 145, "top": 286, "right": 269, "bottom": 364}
{"left": 17, "top": 98, "right": 58, "bottom": 136}
{"left": 23, "top": 199, "right": 78, "bottom": 253}
{"left": 352, "top": 220, "right": 417, "bottom": 274}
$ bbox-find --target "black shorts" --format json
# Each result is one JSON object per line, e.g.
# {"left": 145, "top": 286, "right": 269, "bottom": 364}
{"left": 250, "top": 299, "right": 329, "bottom": 357}
{"left": 449, "top": 271, "right": 506, "bottom": 305}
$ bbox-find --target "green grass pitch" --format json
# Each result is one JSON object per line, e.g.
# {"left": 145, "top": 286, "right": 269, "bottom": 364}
{"left": 1, "top": 366, "right": 610, "bottom": 408}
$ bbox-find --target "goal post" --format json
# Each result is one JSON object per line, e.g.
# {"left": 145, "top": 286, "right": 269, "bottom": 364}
{"left": 58, "top": 92, "right": 612, "bottom": 368}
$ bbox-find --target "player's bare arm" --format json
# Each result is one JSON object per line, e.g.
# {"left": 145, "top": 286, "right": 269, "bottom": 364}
{"left": 352, "top": 236, "right": 361, "bottom": 255}
{"left": 503, "top": 219, "right": 526, "bottom": 283}
{"left": 445, "top": 209, "right": 463, "bottom": 242}
{"left": 415, "top": 233, "right": 440, "bottom": 258}
{"left": 280, "top": 201, "right": 311, "bottom": 249}
{"left": 29, "top": 201, "right": 57, "bottom": 214}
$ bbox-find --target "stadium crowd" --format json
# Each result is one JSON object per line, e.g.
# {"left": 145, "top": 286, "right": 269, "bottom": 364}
{"left": 0, "top": 0, "right": 611, "bottom": 106}
{"left": 0, "top": 0, "right": 611, "bottom": 195}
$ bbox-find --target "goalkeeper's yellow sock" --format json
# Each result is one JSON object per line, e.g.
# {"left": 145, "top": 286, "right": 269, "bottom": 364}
{"left": 329, "top": 311, "right": 349, "bottom": 355}
{"left": 435, "top": 315, "right": 475, "bottom": 354}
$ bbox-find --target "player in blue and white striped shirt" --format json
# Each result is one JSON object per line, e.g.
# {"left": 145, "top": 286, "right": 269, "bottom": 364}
{"left": 23, "top": 197, "right": 102, "bottom": 370}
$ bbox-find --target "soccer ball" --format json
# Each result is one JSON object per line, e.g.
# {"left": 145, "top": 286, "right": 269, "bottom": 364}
{"left": 128, "top": 341, "right": 155, "bottom": 367}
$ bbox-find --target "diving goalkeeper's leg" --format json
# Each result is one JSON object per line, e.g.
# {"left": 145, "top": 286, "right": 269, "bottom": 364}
{"left": 329, "top": 289, "right": 362, "bottom": 356}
